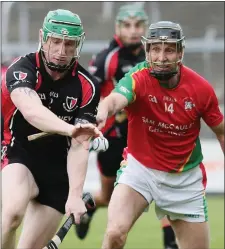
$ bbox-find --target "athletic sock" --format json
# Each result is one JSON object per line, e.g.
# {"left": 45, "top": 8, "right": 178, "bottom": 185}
{"left": 162, "top": 225, "right": 178, "bottom": 249}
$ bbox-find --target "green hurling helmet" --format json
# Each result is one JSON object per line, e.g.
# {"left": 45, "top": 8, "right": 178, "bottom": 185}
{"left": 116, "top": 3, "right": 148, "bottom": 24}
{"left": 41, "top": 9, "right": 85, "bottom": 72}
{"left": 142, "top": 21, "right": 185, "bottom": 81}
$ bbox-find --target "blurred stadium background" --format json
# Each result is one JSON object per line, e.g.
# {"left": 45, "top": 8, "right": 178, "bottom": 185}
{"left": 1, "top": 1, "right": 224, "bottom": 248}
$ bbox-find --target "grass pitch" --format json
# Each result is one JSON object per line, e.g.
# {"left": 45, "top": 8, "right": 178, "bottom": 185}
{"left": 17, "top": 196, "right": 224, "bottom": 249}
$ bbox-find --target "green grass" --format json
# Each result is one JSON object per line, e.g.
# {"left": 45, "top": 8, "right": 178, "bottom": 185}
{"left": 17, "top": 196, "right": 224, "bottom": 249}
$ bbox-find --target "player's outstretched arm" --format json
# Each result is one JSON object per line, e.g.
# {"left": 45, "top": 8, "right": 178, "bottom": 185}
{"left": 97, "top": 92, "right": 128, "bottom": 130}
{"left": 10, "top": 87, "right": 74, "bottom": 136}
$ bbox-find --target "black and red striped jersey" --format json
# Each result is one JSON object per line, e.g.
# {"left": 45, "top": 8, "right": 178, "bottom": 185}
{"left": 88, "top": 35, "right": 145, "bottom": 137}
{"left": 1, "top": 52, "right": 100, "bottom": 152}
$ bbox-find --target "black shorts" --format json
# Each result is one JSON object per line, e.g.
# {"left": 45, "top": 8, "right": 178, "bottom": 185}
{"left": 97, "top": 136, "right": 127, "bottom": 177}
{"left": 2, "top": 138, "right": 69, "bottom": 214}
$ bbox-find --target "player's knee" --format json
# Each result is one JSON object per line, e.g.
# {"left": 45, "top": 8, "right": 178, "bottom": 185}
{"left": 106, "top": 225, "right": 128, "bottom": 247}
{"left": 2, "top": 207, "right": 24, "bottom": 231}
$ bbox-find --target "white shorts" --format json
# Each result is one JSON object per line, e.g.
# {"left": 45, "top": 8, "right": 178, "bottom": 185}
{"left": 115, "top": 153, "right": 208, "bottom": 222}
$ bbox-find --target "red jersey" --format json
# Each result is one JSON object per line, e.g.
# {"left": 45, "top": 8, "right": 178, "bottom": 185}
{"left": 114, "top": 61, "right": 223, "bottom": 172}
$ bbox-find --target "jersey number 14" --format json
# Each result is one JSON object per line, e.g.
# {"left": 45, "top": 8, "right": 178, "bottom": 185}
{"left": 165, "top": 103, "right": 174, "bottom": 113}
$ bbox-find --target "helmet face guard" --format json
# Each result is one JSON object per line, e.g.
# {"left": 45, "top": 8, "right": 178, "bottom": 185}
{"left": 141, "top": 21, "right": 185, "bottom": 81}
{"left": 40, "top": 10, "right": 85, "bottom": 72}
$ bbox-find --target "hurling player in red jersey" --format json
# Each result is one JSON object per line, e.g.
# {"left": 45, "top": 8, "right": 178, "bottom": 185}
{"left": 76, "top": 5, "right": 178, "bottom": 249}
{"left": 97, "top": 21, "right": 224, "bottom": 249}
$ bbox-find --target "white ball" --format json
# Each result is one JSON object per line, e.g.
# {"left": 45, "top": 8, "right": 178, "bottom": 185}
{"left": 92, "top": 137, "right": 109, "bottom": 152}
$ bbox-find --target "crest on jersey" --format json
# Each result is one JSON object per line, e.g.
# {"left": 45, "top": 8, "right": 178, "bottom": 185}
{"left": 183, "top": 97, "right": 195, "bottom": 110}
{"left": 63, "top": 97, "right": 78, "bottom": 112}
{"left": 13, "top": 71, "right": 27, "bottom": 80}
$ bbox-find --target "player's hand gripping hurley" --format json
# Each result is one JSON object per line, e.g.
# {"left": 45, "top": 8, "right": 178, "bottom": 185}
{"left": 43, "top": 192, "right": 95, "bottom": 249}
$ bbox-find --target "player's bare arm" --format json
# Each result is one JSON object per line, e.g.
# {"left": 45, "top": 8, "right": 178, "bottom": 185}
{"left": 97, "top": 68, "right": 136, "bottom": 130}
{"left": 67, "top": 135, "right": 91, "bottom": 190}
{"left": 66, "top": 119, "right": 102, "bottom": 223}
{"left": 66, "top": 137, "right": 90, "bottom": 224}
{"left": 97, "top": 92, "right": 128, "bottom": 129}
{"left": 210, "top": 120, "right": 224, "bottom": 153}
{"left": 10, "top": 87, "right": 75, "bottom": 136}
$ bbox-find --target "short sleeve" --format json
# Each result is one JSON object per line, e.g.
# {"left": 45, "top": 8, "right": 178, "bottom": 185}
{"left": 5, "top": 57, "right": 37, "bottom": 93}
{"left": 113, "top": 73, "right": 136, "bottom": 104}
{"left": 113, "top": 61, "right": 148, "bottom": 104}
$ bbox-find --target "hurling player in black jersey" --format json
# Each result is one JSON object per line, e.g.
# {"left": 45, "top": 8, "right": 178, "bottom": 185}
{"left": 76, "top": 4, "right": 178, "bottom": 249}
{"left": 1, "top": 9, "right": 102, "bottom": 248}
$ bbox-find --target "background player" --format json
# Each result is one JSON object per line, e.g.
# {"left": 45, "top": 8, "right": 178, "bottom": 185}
{"left": 97, "top": 21, "right": 224, "bottom": 249}
{"left": 1, "top": 9, "right": 102, "bottom": 249}
{"left": 76, "top": 4, "right": 178, "bottom": 249}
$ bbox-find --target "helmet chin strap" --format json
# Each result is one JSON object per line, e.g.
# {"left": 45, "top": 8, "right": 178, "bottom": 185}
{"left": 150, "top": 69, "right": 177, "bottom": 81}
{"left": 41, "top": 50, "right": 76, "bottom": 73}
{"left": 149, "top": 59, "right": 181, "bottom": 81}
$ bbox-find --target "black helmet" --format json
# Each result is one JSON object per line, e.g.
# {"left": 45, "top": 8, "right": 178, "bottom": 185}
{"left": 142, "top": 21, "right": 185, "bottom": 80}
